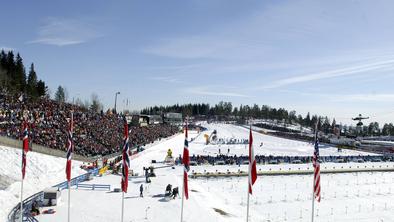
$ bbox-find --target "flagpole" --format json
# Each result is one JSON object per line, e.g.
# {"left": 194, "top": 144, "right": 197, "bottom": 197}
{"left": 181, "top": 172, "right": 185, "bottom": 222}
{"left": 120, "top": 118, "right": 129, "bottom": 222}
{"left": 121, "top": 191, "right": 124, "bottom": 222}
{"left": 246, "top": 187, "right": 250, "bottom": 222}
{"left": 67, "top": 111, "right": 73, "bottom": 222}
{"left": 20, "top": 167, "right": 24, "bottom": 222}
{"left": 246, "top": 122, "right": 251, "bottom": 222}
{"left": 181, "top": 117, "right": 189, "bottom": 222}
{"left": 311, "top": 123, "right": 318, "bottom": 222}
{"left": 20, "top": 119, "right": 27, "bottom": 222}
{"left": 68, "top": 181, "right": 71, "bottom": 222}
{"left": 311, "top": 179, "right": 315, "bottom": 222}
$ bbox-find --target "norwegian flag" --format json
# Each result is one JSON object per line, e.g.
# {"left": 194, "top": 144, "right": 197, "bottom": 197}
{"left": 121, "top": 119, "right": 130, "bottom": 193}
{"left": 66, "top": 113, "right": 74, "bottom": 181}
{"left": 313, "top": 128, "right": 321, "bottom": 202}
{"left": 182, "top": 121, "right": 190, "bottom": 199}
{"left": 248, "top": 126, "right": 257, "bottom": 194}
{"left": 21, "top": 120, "right": 29, "bottom": 179}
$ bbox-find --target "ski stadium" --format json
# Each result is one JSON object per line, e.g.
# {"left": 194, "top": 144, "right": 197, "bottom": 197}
{"left": 3, "top": 2, "right": 394, "bottom": 221}
{"left": 1, "top": 122, "right": 394, "bottom": 222}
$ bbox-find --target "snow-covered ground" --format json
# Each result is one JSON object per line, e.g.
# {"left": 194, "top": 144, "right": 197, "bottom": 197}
{"left": 32, "top": 123, "right": 393, "bottom": 222}
{"left": 0, "top": 145, "right": 85, "bottom": 221}
{"left": 194, "top": 123, "right": 373, "bottom": 156}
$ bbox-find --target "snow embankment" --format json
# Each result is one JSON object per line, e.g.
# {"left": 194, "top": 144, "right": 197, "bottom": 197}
{"left": 0, "top": 145, "right": 85, "bottom": 221}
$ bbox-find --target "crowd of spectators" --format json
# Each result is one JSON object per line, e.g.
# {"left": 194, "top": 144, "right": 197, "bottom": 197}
{"left": 0, "top": 93, "right": 179, "bottom": 157}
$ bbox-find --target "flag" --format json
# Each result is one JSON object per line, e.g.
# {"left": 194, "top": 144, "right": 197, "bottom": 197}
{"left": 182, "top": 121, "right": 190, "bottom": 199}
{"left": 313, "top": 129, "right": 321, "bottom": 202}
{"left": 121, "top": 119, "right": 130, "bottom": 193}
{"left": 66, "top": 113, "right": 74, "bottom": 181}
{"left": 21, "top": 121, "right": 29, "bottom": 179}
{"left": 248, "top": 126, "right": 257, "bottom": 194}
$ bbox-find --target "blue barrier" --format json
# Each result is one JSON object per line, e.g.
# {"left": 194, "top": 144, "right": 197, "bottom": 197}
{"left": 76, "top": 183, "right": 111, "bottom": 191}
{"left": 7, "top": 168, "right": 99, "bottom": 222}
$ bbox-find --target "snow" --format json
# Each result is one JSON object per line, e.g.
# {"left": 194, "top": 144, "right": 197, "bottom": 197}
{"left": 0, "top": 145, "right": 85, "bottom": 221}
{"left": 194, "top": 123, "right": 373, "bottom": 156}
{"left": 2, "top": 123, "right": 393, "bottom": 222}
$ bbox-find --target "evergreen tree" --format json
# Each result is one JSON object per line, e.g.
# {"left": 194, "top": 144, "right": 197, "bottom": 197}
{"left": 36, "top": 80, "right": 47, "bottom": 97}
{"left": 331, "top": 118, "right": 336, "bottom": 131}
{"left": 54, "top": 85, "right": 66, "bottom": 103}
{"left": 6, "top": 51, "right": 15, "bottom": 92}
{"left": 322, "top": 117, "right": 331, "bottom": 134}
{"left": 305, "top": 112, "right": 311, "bottom": 127}
{"left": 27, "top": 63, "right": 38, "bottom": 97}
{"left": 14, "top": 53, "right": 26, "bottom": 92}
{"left": 0, "top": 67, "right": 6, "bottom": 90}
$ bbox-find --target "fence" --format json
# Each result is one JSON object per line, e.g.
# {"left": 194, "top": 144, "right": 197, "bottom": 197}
{"left": 76, "top": 184, "right": 111, "bottom": 191}
{"left": 7, "top": 168, "right": 99, "bottom": 222}
{"left": 190, "top": 164, "right": 394, "bottom": 178}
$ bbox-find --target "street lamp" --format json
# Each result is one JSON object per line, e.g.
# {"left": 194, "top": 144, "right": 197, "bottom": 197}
{"left": 114, "top": 92, "right": 120, "bottom": 113}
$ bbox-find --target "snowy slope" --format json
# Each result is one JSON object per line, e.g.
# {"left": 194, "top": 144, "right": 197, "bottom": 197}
{"left": 36, "top": 124, "right": 393, "bottom": 222}
{"left": 194, "top": 123, "right": 372, "bottom": 156}
{"left": 0, "top": 145, "right": 85, "bottom": 221}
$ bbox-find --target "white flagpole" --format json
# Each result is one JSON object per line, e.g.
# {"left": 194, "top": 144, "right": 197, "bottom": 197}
{"left": 246, "top": 188, "right": 250, "bottom": 222}
{"left": 181, "top": 173, "right": 185, "bottom": 222}
{"left": 67, "top": 111, "right": 73, "bottom": 222}
{"left": 68, "top": 181, "right": 71, "bottom": 222}
{"left": 20, "top": 171, "right": 24, "bottom": 222}
{"left": 311, "top": 179, "right": 315, "bottom": 222}
{"left": 121, "top": 191, "right": 124, "bottom": 222}
{"left": 246, "top": 145, "right": 250, "bottom": 222}
{"left": 246, "top": 122, "right": 251, "bottom": 222}
{"left": 20, "top": 118, "right": 25, "bottom": 222}
{"left": 181, "top": 118, "right": 188, "bottom": 222}
{"left": 311, "top": 123, "right": 317, "bottom": 222}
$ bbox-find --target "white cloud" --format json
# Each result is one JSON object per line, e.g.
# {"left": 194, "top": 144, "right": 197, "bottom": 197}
{"left": 142, "top": 36, "right": 237, "bottom": 59}
{"left": 149, "top": 76, "right": 183, "bottom": 84}
{"left": 259, "top": 58, "right": 394, "bottom": 89}
{"left": 28, "top": 17, "right": 101, "bottom": 46}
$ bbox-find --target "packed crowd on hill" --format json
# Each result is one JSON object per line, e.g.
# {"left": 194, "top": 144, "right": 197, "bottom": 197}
{"left": 0, "top": 94, "right": 179, "bottom": 157}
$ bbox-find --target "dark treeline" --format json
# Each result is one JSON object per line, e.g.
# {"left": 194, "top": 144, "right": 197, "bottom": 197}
{"left": 0, "top": 50, "right": 48, "bottom": 99}
{"left": 141, "top": 101, "right": 332, "bottom": 131}
{"left": 141, "top": 101, "right": 394, "bottom": 136}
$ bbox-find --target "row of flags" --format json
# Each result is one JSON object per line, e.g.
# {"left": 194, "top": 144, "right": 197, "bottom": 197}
{"left": 19, "top": 115, "right": 321, "bottom": 221}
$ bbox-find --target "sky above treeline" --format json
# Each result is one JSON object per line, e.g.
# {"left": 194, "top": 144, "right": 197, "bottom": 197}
{"left": 1, "top": 0, "right": 394, "bottom": 125}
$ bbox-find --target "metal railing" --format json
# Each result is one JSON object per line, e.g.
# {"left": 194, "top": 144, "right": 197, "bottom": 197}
{"left": 7, "top": 168, "right": 99, "bottom": 222}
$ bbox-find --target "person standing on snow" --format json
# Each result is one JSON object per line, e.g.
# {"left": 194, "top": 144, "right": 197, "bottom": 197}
{"left": 140, "top": 184, "right": 144, "bottom": 197}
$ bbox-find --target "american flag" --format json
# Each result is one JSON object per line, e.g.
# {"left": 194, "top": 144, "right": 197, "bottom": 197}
{"left": 182, "top": 121, "right": 190, "bottom": 199}
{"left": 312, "top": 128, "right": 321, "bottom": 202}
{"left": 121, "top": 119, "right": 130, "bottom": 193}
{"left": 22, "top": 120, "right": 29, "bottom": 179}
{"left": 66, "top": 113, "right": 74, "bottom": 181}
{"left": 248, "top": 126, "right": 257, "bottom": 194}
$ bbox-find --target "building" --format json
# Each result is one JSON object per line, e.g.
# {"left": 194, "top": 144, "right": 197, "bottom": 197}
{"left": 163, "top": 112, "right": 183, "bottom": 125}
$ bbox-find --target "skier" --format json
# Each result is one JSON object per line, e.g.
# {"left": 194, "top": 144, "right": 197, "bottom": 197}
{"left": 165, "top": 184, "right": 172, "bottom": 196}
{"left": 140, "top": 184, "right": 144, "bottom": 197}
{"left": 172, "top": 187, "right": 179, "bottom": 199}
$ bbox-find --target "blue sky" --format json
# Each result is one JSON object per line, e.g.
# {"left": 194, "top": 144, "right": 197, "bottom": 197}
{"left": 1, "top": 0, "right": 394, "bottom": 125}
